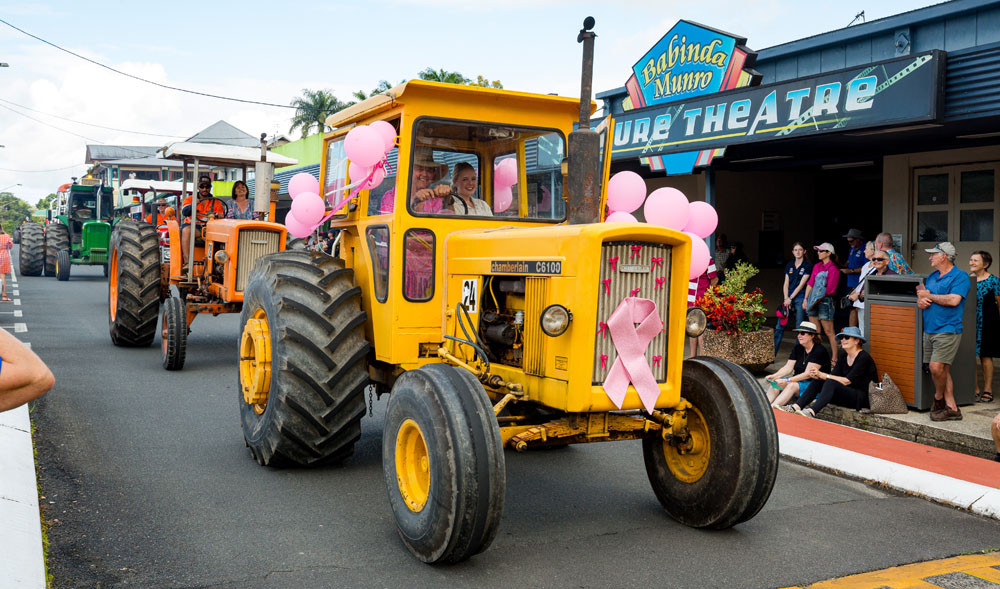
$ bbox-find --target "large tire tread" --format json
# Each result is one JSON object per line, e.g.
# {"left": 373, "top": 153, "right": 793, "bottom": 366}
{"left": 161, "top": 297, "right": 187, "bottom": 370}
{"left": 45, "top": 223, "right": 70, "bottom": 278}
{"left": 109, "top": 221, "right": 160, "bottom": 347}
{"left": 18, "top": 223, "right": 44, "bottom": 276}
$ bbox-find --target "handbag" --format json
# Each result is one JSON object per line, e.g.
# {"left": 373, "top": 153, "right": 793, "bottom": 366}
{"left": 862, "top": 373, "right": 908, "bottom": 414}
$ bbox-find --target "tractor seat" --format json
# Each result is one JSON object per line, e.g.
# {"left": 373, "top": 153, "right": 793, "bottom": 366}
{"left": 73, "top": 209, "right": 93, "bottom": 220}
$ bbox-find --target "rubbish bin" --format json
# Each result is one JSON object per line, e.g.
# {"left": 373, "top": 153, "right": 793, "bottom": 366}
{"left": 865, "top": 274, "right": 976, "bottom": 410}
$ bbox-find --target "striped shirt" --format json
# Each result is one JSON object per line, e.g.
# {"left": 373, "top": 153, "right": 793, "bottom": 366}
{"left": 688, "top": 263, "right": 718, "bottom": 307}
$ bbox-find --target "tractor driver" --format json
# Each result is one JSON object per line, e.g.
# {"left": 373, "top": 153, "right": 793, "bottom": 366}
{"left": 180, "top": 177, "right": 226, "bottom": 263}
{"left": 409, "top": 147, "right": 451, "bottom": 213}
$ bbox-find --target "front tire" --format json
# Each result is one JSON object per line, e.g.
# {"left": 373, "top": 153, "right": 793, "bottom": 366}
{"left": 239, "top": 250, "right": 370, "bottom": 467}
{"left": 642, "top": 357, "right": 769, "bottom": 529}
{"left": 108, "top": 221, "right": 160, "bottom": 347}
{"left": 383, "top": 364, "right": 506, "bottom": 564}
{"left": 45, "top": 223, "right": 69, "bottom": 277}
{"left": 161, "top": 297, "right": 187, "bottom": 370}
{"left": 18, "top": 223, "right": 44, "bottom": 276}
{"left": 56, "top": 250, "right": 71, "bottom": 281}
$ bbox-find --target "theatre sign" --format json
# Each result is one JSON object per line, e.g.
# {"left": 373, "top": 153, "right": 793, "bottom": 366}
{"left": 611, "top": 50, "right": 945, "bottom": 163}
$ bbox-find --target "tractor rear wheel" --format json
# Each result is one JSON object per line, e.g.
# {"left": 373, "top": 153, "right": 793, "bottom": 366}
{"left": 161, "top": 297, "right": 187, "bottom": 370}
{"left": 18, "top": 223, "right": 44, "bottom": 276}
{"left": 56, "top": 250, "right": 71, "bottom": 281}
{"left": 239, "top": 250, "right": 370, "bottom": 467}
{"left": 108, "top": 221, "right": 160, "bottom": 347}
{"left": 382, "top": 364, "right": 506, "bottom": 564}
{"left": 44, "top": 223, "right": 69, "bottom": 277}
{"left": 642, "top": 357, "right": 771, "bottom": 529}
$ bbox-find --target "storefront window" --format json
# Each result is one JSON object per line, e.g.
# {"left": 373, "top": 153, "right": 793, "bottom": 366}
{"left": 917, "top": 174, "right": 948, "bottom": 205}
{"left": 961, "top": 209, "right": 993, "bottom": 242}
{"left": 961, "top": 170, "right": 994, "bottom": 203}
{"left": 917, "top": 211, "right": 948, "bottom": 243}
{"left": 403, "top": 229, "right": 435, "bottom": 301}
{"left": 366, "top": 226, "right": 390, "bottom": 302}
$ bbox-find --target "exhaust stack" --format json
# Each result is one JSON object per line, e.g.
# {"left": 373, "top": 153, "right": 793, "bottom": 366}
{"left": 567, "top": 17, "right": 601, "bottom": 225}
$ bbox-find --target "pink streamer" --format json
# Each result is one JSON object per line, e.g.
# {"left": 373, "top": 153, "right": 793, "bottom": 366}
{"left": 311, "top": 158, "right": 392, "bottom": 231}
{"left": 608, "top": 256, "right": 619, "bottom": 272}
{"left": 602, "top": 297, "right": 664, "bottom": 413}
{"left": 597, "top": 322, "right": 609, "bottom": 339}
{"left": 630, "top": 287, "right": 641, "bottom": 297}
{"left": 602, "top": 278, "right": 611, "bottom": 295}
{"left": 651, "top": 256, "right": 663, "bottom": 269}
{"left": 655, "top": 277, "right": 665, "bottom": 290}
{"left": 630, "top": 245, "right": 642, "bottom": 259}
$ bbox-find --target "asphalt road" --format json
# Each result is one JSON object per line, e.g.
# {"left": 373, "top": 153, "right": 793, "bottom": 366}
{"left": 21, "top": 250, "right": 1000, "bottom": 589}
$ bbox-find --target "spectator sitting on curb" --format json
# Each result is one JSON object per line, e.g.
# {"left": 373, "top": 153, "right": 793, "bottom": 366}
{"left": 0, "top": 328, "right": 55, "bottom": 412}
{"left": 918, "top": 242, "right": 970, "bottom": 422}
{"left": 765, "top": 321, "right": 831, "bottom": 408}
{"left": 785, "top": 326, "right": 878, "bottom": 417}
{"left": 876, "top": 232, "right": 913, "bottom": 275}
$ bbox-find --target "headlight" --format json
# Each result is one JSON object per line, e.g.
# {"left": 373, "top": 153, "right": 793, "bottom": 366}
{"left": 214, "top": 250, "right": 229, "bottom": 265}
{"left": 540, "top": 304, "right": 572, "bottom": 337}
{"left": 686, "top": 307, "right": 707, "bottom": 337}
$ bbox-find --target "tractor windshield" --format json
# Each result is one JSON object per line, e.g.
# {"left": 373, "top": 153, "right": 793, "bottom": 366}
{"left": 403, "top": 119, "right": 565, "bottom": 222}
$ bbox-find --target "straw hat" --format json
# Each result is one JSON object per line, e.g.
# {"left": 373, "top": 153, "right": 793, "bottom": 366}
{"left": 412, "top": 147, "right": 447, "bottom": 178}
{"left": 793, "top": 321, "right": 820, "bottom": 334}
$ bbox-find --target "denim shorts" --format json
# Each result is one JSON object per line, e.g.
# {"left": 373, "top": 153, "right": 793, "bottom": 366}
{"left": 809, "top": 296, "right": 835, "bottom": 321}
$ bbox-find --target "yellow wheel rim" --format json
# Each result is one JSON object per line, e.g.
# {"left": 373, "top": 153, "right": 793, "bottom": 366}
{"left": 663, "top": 406, "right": 711, "bottom": 483}
{"left": 109, "top": 248, "right": 119, "bottom": 321}
{"left": 240, "top": 308, "right": 272, "bottom": 415}
{"left": 395, "top": 419, "right": 430, "bottom": 512}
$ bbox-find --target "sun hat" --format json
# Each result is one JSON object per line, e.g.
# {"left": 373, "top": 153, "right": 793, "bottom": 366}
{"left": 793, "top": 321, "right": 820, "bottom": 334}
{"left": 835, "top": 326, "right": 866, "bottom": 343}
{"left": 924, "top": 242, "right": 956, "bottom": 257}
{"left": 154, "top": 197, "right": 169, "bottom": 206}
{"left": 814, "top": 242, "right": 836, "bottom": 255}
{"left": 842, "top": 228, "right": 864, "bottom": 240}
{"left": 412, "top": 147, "right": 447, "bottom": 177}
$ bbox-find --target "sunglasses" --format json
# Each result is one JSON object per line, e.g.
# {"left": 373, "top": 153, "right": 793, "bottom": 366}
{"left": 199, "top": 184, "right": 210, "bottom": 189}
{"left": 872, "top": 256, "right": 887, "bottom": 261}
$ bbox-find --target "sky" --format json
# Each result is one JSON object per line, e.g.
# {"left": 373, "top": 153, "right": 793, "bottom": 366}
{"left": 0, "top": 0, "right": 946, "bottom": 206}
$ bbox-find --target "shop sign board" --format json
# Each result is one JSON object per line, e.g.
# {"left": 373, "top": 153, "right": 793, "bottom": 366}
{"left": 611, "top": 51, "right": 944, "bottom": 161}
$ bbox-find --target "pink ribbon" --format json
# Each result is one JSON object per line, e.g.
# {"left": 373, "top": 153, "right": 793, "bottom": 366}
{"left": 597, "top": 322, "right": 609, "bottom": 339}
{"left": 602, "top": 278, "right": 611, "bottom": 295}
{"left": 630, "top": 245, "right": 642, "bottom": 259}
{"left": 600, "top": 354, "right": 608, "bottom": 371}
{"left": 652, "top": 355, "right": 662, "bottom": 368}
{"left": 655, "top": 277, "right": 665, "bottom": 290}
{"left": 630, "top": 287, "right": 641, "bottom": 297}
{"left": 651, "top": 256, "right": 663, "bottom": 269}
{"left": 316, "top": 158, "right": 392, "bottom": 226}
{"left": 608, "top": 256, "right": 619, "bottom": 272}
{"left": 602, "top": 297, "right": 664, "bottom": 413}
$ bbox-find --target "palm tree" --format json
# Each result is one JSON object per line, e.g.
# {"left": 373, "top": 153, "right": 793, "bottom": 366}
{"left": 352, "top": 79, "right": 396, "bottom": 102}
{"left": 289, "top": 89, "right": 353, "bottom": 137}
{"left": 418, "top": 68, "right": 469, "bottom": 85}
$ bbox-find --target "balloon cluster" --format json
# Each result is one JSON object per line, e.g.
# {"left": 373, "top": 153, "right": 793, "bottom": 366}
{"left": 284, "top": 121, "right": 397, "bottom": 239}
{"left": 492, "top": 158, "right": 517, "bottom": 213}
{"left": 604, "top": 171, "right": 718, "bottom": 280}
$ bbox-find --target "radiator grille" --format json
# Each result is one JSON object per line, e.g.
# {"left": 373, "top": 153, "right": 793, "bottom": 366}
{"left": 236, "top": 229, "right": 281, "bottom": 291}
{"left": 592, "top": 241, "right": 671, "bottom": 384}
{"left": 523, "top": 277, "right": 547, "bottom": 376}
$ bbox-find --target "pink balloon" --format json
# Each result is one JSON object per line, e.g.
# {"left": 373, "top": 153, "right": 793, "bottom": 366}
{"left": 606, "top": 171, "right": 646, "bottom": 214}
{"left": 344, "top": 126, "right": 385, "bottom": 168}
{"left": 288, "top": 172, "right": 319, "bottom": 199}
{"left": 362, "top": 166, "right": 386, "bottom": 190}
{"left": 348, "top": 161, "right": 380, "bottom": 190}
{"left": 494, "top": 185, "right": 513, "bottom": 212}
{"left": 644, "top": 187, "right": 690, "bottom": 230}
{"left": 683, "top": 200, "right": 719, "bottom": 239}
{"left": 686, "top": 232, "right": 711, "bottom": 280}
{"left": 369, "top": 120, "right": 397, "bottom": 153}
{"left": 605, "top": 211, "right": 638, "bottom": 223}
{"left": 289, "top": 192, "right": 325, "bottom": 226}
{"left": 494, "top": 158, "right": 518, "bottom": 188}
{"left": 284, "top": 212, "right": 313, "bottom": 239}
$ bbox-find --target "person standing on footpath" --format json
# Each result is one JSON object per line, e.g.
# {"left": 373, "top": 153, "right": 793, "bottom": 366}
{"left": 970, "top": 250, "right": 1000, "bottom": 404}
{"left": 773, "top": 242, "right": 812, "bottom": 354}
{"left": 804, "top": 243, "right": 841, "bottom": 364}
{"left": 917, "top": 242, "right": 970, "bottom": 421}
{"left": 688, "top": 261, "right": 719, "bottom": 357}
{"left": 842, "top": 229, "right": 867, "bottom": 327}
{"left": 0, "top": 328, "right": 55, "bottom": 412}
{"left": 876, "top": 232, "right": 913, "bottom": 275}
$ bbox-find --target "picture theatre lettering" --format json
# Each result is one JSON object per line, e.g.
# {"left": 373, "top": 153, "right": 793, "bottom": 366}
{"left": 611, "top": 51, "right": 944, "bottom": 161}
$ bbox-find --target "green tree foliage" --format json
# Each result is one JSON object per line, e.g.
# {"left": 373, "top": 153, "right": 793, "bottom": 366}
{"left": 35, "top": 193, "right": 57, "bottom": 210}
{"left": 352, "top": 79, "right": 397, "bottom": 102}
{"left": 0, "top": 193, "right": 33, "bottom": 233}
{"left": 289, "top": 89, "right": 354, "bottom": 137}
{"left": 417, "top": 68, "right": 503, "bottom": 89}
{"left": 469, "top": 75, "right": 503, "bottom": 89}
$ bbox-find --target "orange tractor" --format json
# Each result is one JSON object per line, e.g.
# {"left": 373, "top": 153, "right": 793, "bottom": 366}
{"left": 107, "top": 141, "right": 298, "bottom": 370}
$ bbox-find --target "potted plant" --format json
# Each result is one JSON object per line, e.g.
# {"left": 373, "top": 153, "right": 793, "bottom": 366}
{"left": 695, "top": 262, "right": 774, "bottom": 371}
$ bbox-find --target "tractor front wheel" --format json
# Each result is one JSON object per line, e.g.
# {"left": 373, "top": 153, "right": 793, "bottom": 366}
{"left": 161, "top": 297, "right": 187, "bottom": 370}
{"left": 382, "top": 365, "right": 506, "bottom": 564}
{"left": 642, "top": 357, "right": 777, "bottom": 529}
{"left": 56, "top": 250, "right": 71, "bottom": 281}
{"left": 18, "top": 223, "right": 44, "bottom": 276}
{"left": 44, "top": 223, "right": 69, "bottom": 277}
{"left": 239, "top": 250, "right": 370, "bottom": 467}
{"left": 108, "top": 221, "right": 160, "bottom": 347}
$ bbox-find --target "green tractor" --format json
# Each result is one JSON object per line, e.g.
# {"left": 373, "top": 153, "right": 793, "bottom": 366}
{"left": 19, "top": 183, "right": 114, "bottom": 280}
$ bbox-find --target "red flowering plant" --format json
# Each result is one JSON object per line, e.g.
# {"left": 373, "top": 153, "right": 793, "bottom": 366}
{"left": 695, "top": 262, "right": 767, "bottom": 336}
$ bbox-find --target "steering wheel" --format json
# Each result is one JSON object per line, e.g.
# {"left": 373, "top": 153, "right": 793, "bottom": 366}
{"left": 193, "top": 197, "right": 230, "bottom": 221}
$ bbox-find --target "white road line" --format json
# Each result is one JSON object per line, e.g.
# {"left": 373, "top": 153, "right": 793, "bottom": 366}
{"left": 0, "top": 311, "right": 22, "bottom": 316}
{"left": 13, "top": 299, "right": 20, "bottom": 306}
{"left": 12, "top": 290, "right": 18, "bottom": 296}
{"left": 14, "top": 323, "right": 26, "bottom": 333}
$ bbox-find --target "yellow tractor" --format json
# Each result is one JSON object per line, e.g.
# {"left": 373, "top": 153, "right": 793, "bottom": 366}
{"left": 108, "top": 141, "right": 297, "bottom": 370}
{"left": 238, "top": 22, "right": 777, "bottom": 564}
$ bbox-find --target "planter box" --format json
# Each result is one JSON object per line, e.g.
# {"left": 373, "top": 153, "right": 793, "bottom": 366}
{"left": 701, "top": 327, "right": 775, "bottom": 373}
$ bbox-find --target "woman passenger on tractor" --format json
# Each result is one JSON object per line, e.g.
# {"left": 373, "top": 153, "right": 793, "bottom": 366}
{"left": 180, "top": 177, "right": 227, "bottom": 263}
{"left": 449, "top": 162, "right": 492, "bottom": 216}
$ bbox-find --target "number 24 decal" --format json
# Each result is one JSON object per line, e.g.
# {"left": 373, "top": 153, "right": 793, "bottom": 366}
{"left": 461, "top": 279, "right": 478, "bottom": 313}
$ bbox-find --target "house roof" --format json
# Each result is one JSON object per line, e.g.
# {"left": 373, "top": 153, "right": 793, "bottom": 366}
{"left": 101, "top": 157, "right": 184, "bottom": 168}
{"left": 86, "top": 145, "right": 161, "bottom": 162}
{"left": 160, "top": 142, "right": 298, "bottom": 167}
{"left": 185, "top": 120, "right": 259, "bottom": 147}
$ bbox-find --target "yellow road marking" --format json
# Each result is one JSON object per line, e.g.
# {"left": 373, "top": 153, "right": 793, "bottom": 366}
{"left": 785, "top": 553, "right": 1000, "bottom": 588}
